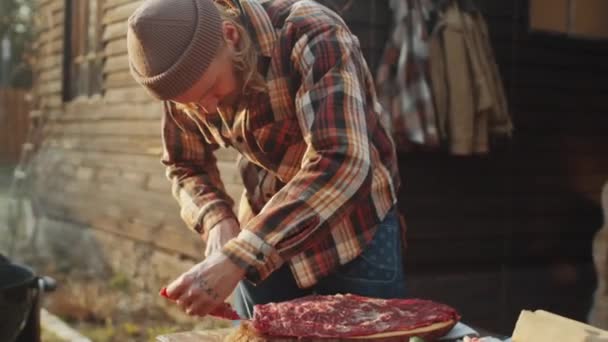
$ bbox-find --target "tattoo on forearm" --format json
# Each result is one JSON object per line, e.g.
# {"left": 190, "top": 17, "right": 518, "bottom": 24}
{"left": 195, "top": 275, "right": 220, "bottom": 300}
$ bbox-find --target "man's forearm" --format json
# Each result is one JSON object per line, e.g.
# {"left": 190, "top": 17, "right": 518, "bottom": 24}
{"left": 204, "top": 218, "right": 240, "bottom": 257}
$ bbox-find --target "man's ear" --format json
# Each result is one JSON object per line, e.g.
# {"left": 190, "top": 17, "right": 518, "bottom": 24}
{"left": 222, "top": 21, "right": 240, "bottom": 50}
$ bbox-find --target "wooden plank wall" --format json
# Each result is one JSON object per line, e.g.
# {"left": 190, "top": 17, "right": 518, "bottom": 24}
{"left": 0, "top": 88, "right": 30, "bottom": 165}
{"left": 31, "top": 0, "right": 243, "bottom": 259}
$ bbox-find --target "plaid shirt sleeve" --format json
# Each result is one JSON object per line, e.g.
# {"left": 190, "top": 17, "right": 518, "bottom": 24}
{"left": 222, "top": 25, "right": 375, "bottom": 283}
{"left": 161, "top": 102, "right": 236, "bottom": 240}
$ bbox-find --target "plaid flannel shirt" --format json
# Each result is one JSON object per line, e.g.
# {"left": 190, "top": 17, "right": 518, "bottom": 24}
{"left": 376, "top": 0, "right": 440, "bottom": 150}
{"left": 161, "top": 0, "right": 401, "bottom": 288}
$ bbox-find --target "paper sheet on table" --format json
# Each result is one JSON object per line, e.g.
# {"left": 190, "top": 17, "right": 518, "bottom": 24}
{"left": 439, "top": 322, "right": 479, "bottom": 340}
{"left": 512, "top": 310, "right": 608, "bottom": 342}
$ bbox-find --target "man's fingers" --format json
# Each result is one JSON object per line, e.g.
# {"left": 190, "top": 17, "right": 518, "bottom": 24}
{"left": 187, "top": 296, "right": 217, "bottom": 317}
{"left": 166, "top": 273, "right": 193, "bottom": 300}
{"left": 162, "top": 253, "right": 244, "bottom": 318}
{"left": 176, "top": 289, "right": 198, "bottom": 312}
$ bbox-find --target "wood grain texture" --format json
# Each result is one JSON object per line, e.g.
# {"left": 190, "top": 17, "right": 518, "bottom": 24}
{"left": 157, "top": 328, "right": 236, "bottom": 342}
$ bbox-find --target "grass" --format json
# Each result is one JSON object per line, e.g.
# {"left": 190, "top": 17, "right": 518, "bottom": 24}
{"left": 41, "top": 328, "right": 68, "bottom": 342}
{"left": 41, "top": 272, "right": 231, "bottom": 342}
{"left": 0, "top": 164, "right": 13, "bottom": 190}
{"left": 109, "top": 272, "right": 131, "bottom": 292}
{"left": 77, "top": 322, "right": 117, "bottom": 342}
{"left": 74, "top": 320, "right": 186, "bottom": 342}
{"left": 0, "top": 164, "right": 232, "bottom": 341}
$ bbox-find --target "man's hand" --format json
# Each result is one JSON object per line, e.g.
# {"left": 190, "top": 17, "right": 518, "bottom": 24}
{"left": 165, "top": 251, "right": 246, "bottom": 317}
{"left": 204, "top": 218, "right": 240, "bottom": 257}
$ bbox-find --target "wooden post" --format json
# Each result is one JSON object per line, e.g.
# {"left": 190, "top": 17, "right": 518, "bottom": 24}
{"left": 0, "top": 87, "right": 30, "bottom": 165}
{"left": 589, "top": 181, "right": 608, "bottom": 328}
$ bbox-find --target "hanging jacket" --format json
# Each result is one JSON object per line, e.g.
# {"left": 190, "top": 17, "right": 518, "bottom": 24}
{"left": 376, "top": 0, "right": 440, "bottom": 151}
{"left": 429, "top": 1, "right": 513, "bottom": 155}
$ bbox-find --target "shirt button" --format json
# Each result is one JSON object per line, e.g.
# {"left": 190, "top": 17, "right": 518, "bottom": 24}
{"left": 235, "top": 135, "right": 244, "bottom": 143}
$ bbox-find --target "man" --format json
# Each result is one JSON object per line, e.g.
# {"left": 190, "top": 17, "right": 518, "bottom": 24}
{"left": 126, "top": 0, "right": 405, "bottom": 319}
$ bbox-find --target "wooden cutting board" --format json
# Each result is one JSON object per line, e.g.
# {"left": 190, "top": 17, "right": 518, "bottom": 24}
{"left": 156, "top": 327, "right": 236, "bottom": 342}
{"left": 156, "top": 320, "right": 458, "bottom": 341}
{"left": 157, "top": 321, "right": 457, "bottom": 341}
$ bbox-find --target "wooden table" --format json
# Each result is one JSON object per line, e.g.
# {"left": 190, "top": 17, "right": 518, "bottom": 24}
{"left": 156, "top": 327, "right": 236, "bottom": 342}
{"left": 156, "top": 322, "right": 509, "bottom": 341}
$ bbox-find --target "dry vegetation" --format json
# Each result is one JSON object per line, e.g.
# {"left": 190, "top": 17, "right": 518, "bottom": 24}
{"left": 1, "top": 167, "right": 231, "bottom": 341}
{"left": 42, "top": 270, "right": 232, "bottom": 342}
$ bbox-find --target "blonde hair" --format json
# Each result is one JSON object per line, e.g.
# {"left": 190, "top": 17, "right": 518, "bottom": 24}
{"left": 216, "top": 2, "right": 267, "bottom": 96}
{"left": 175, "top": 2, "right": 266, "bottom": 114}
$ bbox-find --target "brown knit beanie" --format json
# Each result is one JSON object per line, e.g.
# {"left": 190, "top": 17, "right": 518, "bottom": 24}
{"left": 127, "top": 0, "right": 223, "bottom": 100}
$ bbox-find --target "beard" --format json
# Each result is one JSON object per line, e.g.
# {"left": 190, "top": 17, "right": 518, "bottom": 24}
{"left": 216, "top": 64, "right": 245, "bottom": 112}
{"left": 218, "top": 90, "right": 240, "bottom": 109}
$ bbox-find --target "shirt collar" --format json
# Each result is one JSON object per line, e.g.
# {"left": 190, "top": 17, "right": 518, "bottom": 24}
{"left": 239, "top": 0, "right": 278, "bottom": 58}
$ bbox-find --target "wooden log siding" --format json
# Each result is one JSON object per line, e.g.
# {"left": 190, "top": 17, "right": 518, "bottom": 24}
{"left": 28, "top": 0, "right": 243, "bottom": 259}
{"left": 34, "top": 0, "right": 63, "bottom": 112}
{"left": 0, "top": 88, "right": 30, "bottom": 165}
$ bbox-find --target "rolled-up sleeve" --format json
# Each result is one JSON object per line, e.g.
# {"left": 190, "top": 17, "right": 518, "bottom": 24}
{"left": 161, "top": 102, "right": 236, "bottom": 240}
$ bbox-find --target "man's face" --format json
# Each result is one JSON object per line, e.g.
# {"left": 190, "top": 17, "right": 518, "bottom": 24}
{"left": 172, "top": 45, "right": 240, "bottom": 113}
{"left": 172, "top": 21, "right": 242, "bottom": 113}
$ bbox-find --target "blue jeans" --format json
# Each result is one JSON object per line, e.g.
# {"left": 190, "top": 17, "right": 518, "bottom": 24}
{"left": 233, "top": 208, "right": 406, "bottom": 319}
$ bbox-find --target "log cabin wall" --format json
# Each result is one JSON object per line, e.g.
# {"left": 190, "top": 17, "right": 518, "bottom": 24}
{"left": 27, "top": 0, "right": 245, "bottom": 296}
{"left": 26, "top": 0, "right": 394, "bottom": 289}
{"left": 28, "top": 0, "right": 608, "bottom": 333}
{"left": 0, "top": 88, "right": 30, "bottom": 165}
